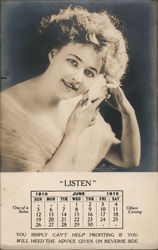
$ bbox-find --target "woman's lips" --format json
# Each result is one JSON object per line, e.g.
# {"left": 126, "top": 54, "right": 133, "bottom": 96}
{"left": 61, "top": 79, "right": 78, "bottom": 91}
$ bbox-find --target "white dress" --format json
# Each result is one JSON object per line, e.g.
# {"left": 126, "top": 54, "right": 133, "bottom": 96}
{"left": 0, "top": 94, "right": 116, "bottom": 172}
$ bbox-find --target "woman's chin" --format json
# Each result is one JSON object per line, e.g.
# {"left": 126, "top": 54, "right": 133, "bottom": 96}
{"left": 59, "top": 94, "right": 79, "bottom": 101}
{"left": 57, "top": 91, "right": 80, "bottom": 100}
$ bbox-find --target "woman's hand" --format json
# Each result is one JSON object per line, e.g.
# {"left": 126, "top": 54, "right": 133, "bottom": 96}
{"left": 65, "top": 96, "right": 105, "bottom": 136}
{"left": 44, "top": 97, "right": 104, "bottom": 172}
{"left": 106, "top": 77, "right": 134, "bottom": 115}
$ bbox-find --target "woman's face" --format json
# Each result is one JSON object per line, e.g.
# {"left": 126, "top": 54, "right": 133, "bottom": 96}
{"left": 46, "top": 42, "right": 103, "bottom": 100}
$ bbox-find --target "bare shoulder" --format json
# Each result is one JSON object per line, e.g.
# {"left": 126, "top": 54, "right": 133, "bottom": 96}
{"left": 1, "top": 79, "right": 36, "bottom": 114}
{"left": 1, "top": 79, "right": 30, "bottom": 99}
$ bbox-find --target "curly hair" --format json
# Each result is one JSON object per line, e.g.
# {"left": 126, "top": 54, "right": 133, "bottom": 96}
{"left": 39, "top": 6, "right": 128, "bottom": 81}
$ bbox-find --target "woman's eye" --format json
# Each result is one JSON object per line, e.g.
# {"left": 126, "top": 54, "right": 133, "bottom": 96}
{"left": 67, "top": 58, "right": 78, "bottom": 67}
{"left": 84, "top": 69, "right": 94, "bottom": 78}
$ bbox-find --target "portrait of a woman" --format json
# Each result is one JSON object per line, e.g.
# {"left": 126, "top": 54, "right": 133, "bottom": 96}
{"left": 0, "top": 5, "right": 141, "bottom": 172}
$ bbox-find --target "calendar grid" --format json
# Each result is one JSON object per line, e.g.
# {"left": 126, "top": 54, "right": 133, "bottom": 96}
{"left": 31, "top": 190, "right": 123, "bottom": 229}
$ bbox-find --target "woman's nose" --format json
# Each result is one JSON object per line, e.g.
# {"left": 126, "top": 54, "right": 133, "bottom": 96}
{"left": 72, "top": 70, "right": 83, "bottom": 84}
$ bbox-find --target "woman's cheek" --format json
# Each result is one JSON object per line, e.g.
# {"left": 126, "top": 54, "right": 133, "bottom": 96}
{"left": 84, "top": 78, "right": 96, "bottom": 91}
{"left": 81, "top": 83, "right": 90, "bottom": 93}
{"left": 64, "top": 62, "right": 75, "bottom": 72}
{"left": 79, "top": 80, "right": 93, "bottom": 95}
{"left": 57, "top": 62, "right": 71, "bottom": 74}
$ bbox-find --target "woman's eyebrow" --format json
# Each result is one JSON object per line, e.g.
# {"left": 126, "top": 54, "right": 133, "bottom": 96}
{"left": 68, "top": 54, "right": 82, "bottom": 62}
{"left": 89, "top": 67, "right": 98, "bottom": 74}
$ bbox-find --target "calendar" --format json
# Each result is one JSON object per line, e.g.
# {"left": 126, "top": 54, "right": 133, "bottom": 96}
{"left": 31, "top": 190, "right": 123, "bottom": 229}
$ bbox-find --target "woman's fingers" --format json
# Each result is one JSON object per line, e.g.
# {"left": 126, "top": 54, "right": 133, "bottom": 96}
{"left": 88, "top": 120, "right": 95, "bottom": 127}
{"left": 72, "top": 99, "right": 84, "bottom": 115}
{"left": 111, "top": 87, "right": 124, "bottom": 103}
{"left": 106, "top": 76, "right": 120, "bottom": 87}
{"left": 106, "top": 85, "right": 129, "bottom": 112}
{"left": 87, "top": 108, "right": 99, "bottom": 126}
{"left": 117, "top": 86, "right": 126, "bottom": 98}
{"left": 82, "top": 90, "right": 89, "bottom": 103}
{"left": 90, "top": 96, "right": 105, "bottom": 111}
{"left": 106, "top": 83, "right": 118, "bottom": 89}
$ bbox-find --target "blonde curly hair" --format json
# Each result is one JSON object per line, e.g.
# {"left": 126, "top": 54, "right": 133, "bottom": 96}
{"left": 39, "top": 6, "right": 128, "bottom": 81}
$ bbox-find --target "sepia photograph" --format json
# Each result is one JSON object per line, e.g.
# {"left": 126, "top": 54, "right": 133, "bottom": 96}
{"left": 0, "top": 1, "right": 158, "bottom": 250}
{"left": 0, "top": 1, "right": 157, "bottom": 172}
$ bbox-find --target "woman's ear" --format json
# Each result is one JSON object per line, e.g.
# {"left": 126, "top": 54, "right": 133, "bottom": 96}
{"left": 48, "top": 49, "right": 58, "bottom": 63}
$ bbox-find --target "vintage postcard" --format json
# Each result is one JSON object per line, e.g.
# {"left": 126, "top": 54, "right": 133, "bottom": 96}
{"left": 0, "top": 0, "right": 158, "bottom": 249}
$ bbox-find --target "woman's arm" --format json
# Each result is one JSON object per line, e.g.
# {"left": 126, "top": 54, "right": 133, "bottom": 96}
{"left": 41, "top": 97, "right": 105, "bottom": 172}
{"left": 104, "top": 86, "right": 141, "bottom": 168}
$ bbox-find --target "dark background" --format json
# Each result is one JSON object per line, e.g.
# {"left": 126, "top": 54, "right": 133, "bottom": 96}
{"left": 1, "top": 0, "right": 157, "bottom": 171}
